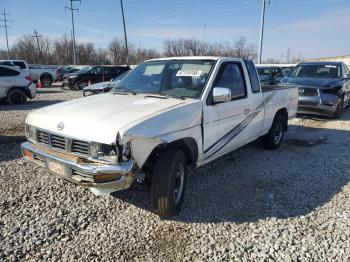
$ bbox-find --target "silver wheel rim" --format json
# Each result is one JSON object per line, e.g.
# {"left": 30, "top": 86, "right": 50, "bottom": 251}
{"left": 174, "top": 163, "right": 184, "bottom": 205}
{"left": 274, "top": 122, "right": 283, "bottom": 144}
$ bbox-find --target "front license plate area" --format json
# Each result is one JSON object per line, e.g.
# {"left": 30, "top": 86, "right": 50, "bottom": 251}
{"left": 47, "top": 161, "right": 66, "bottom": 176}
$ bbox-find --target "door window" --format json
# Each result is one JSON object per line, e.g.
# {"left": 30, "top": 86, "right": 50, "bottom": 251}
{"left": 213, "top": 62, "right": 247, "bottom": 100}
{"left": 0, "top": 67, "right": 20, "bottom": 77}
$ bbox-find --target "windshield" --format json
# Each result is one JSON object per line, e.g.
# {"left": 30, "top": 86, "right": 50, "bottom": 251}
{"left": 289, "top": 64, "right": 341, "bottom": 78}
{"left": 257, "top": 68, "right": 271, "bottom": 76}
{"left": 76, "top": 66, "right": 92, "bottom": 74}
{"left": 112, "top": 60, "right": 215, "bottom": 98}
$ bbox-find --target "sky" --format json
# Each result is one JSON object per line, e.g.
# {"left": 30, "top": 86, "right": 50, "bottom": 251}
{"left": 0, "top": 0, "right": 349, "bottom": 61}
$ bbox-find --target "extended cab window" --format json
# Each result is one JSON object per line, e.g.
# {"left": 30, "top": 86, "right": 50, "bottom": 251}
{"left": 13, "top": 61, "right": 26, "bottom": 69}
{"left": 213, "top": 62, "right": 247, "bottom": 100}
{"left": 0, "top": 67, "right": 20, "bottom": 77}
{"left": 245, "top": 60, "right": 260, "bottom": 93}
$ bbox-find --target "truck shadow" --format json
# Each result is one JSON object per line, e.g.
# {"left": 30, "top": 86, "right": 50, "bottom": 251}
{"left": 112, "top": 123, "right": 350, "bottom": 223}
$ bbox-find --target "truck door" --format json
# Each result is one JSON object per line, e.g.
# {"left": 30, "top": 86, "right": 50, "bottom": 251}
{"left": 202, "top": 60, "right": 264, "bottom": 163}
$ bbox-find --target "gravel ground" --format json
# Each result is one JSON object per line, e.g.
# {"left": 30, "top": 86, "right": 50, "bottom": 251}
{"left": 1, "top": 88, "right": 350, "bottom": 261}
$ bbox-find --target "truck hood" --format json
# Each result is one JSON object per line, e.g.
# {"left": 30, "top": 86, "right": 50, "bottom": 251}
{"left": 281, "top": 77, "right": 343, "bottom": 88}
{"left": 27, "top": 93, "right": 188, "bottom": 144}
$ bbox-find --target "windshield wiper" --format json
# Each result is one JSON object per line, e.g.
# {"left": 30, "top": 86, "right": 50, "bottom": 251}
{"left": 144, "top": 94, "right": 169, "bottom": 99}
{"left": 112, "top": 86, "right": 137, "bottom": 95}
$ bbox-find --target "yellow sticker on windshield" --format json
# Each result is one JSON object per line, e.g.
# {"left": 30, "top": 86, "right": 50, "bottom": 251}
{"left": 176, "top": 70, "right": 202, "bottom": 77}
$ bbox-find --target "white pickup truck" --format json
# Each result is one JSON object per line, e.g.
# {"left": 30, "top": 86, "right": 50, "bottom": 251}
{"left": 21, "top": 57, "right": 298, "bottom": 217}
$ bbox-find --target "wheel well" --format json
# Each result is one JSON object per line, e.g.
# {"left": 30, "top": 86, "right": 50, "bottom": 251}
{"left": 276, "top": 108, "right": 288, "bottom": 131}
{"left": 7, "top": 87, "right": 29, "bottom": 98}
{"left": 142, "top": 138, "right": 198, "bottom": 174}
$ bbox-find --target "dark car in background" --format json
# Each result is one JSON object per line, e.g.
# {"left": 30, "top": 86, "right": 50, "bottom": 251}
{"left": 56, "top": 66, "right": 79, "bottom": 81}
{"left": 281, "top": 62, "right": 350, "bottom": 118}
{"left": 256, "top": 66, "right": 283, "bottom": 85}
{"left": 63, "top": 65, "right": 130, "bottom": 89}
{"left": 82, "top": 70, "right": 130, "bottom": 96}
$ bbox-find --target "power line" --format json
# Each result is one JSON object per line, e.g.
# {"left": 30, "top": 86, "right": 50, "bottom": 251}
{"left": 65, "top": 0, "right": 81, "bottom": 65}
{"left": 32, "top": 29, "right": 42, "bottom": 63}
{"left": 0, "top": 8, "right": 13, "bottom": 60}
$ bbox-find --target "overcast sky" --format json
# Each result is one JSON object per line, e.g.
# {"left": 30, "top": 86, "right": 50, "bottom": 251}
{"left": 1, "top": 0, "right": 349, "bottom": 60}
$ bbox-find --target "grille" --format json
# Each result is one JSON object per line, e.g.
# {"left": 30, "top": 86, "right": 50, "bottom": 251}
{"left": 37, "top": 130, "right": 49, "bottom": 144}
{"left": 36, "top": 130, "right": 90, "bottom": 156}
{"left": 299, "top": 87, "right": 318, "bottom": 97}
{"left": 51, "top": 134, "right": 66, "bottom": 150}
{"left": 71, "top": 140, "right": 90, "bottom": 155}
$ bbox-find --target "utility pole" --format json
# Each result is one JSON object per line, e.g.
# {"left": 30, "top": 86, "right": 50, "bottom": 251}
{"left": 120, "top": 0, "right": 129, "bottom": 67}
{"left": 65, "top": 0, "right": 81, "bottom": 65}
{"left": 32, "top": 29, "right": 42, "bottom": 63}
{"left": 258, "top": 0, "right": 269, "bottom": 64}
{"left": 0, "top": 8, "right": 12, "bottom": 60}
{"left": 203, "top": 23, "right": 207, "bottom": 42}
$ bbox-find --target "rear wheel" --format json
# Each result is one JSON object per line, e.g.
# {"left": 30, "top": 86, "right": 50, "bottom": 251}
{"left": 40, "top": 74, "right": 52, "bottom": 87}
{"left": 7, "top": 89, "right": 27, "bottom": 105}
{"left": 262, "top": 114, "right": 285, "bottom": 150}
{"left": 150, "top": 148, "right": 188, "bottom": 218}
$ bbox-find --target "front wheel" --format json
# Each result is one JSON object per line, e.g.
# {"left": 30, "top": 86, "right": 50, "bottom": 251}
{"left": 262, "top": 114, "right": 285, "bottom": 150}
{"left": 333, "top": 96, "right": 344, "bottom": 119}
{"left": 150, "top": 148, "right": 188, "bottom": 218}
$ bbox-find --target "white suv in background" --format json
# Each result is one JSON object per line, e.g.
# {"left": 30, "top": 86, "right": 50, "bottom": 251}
{"left": 0, "top": 65, "right": 36, "bottom": 105}
{"left": 0, "top": 59, "right": 30, "bottom": 76}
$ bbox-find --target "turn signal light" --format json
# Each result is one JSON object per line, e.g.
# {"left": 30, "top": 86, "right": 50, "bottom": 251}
{"left": 23, "top": 150, "right": 34, "bottom": 160}
{"left": 93, "top": 173, "right": 121, "bottom": 182}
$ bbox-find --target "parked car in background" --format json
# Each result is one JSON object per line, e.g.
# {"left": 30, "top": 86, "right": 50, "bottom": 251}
{"left": 21, "top": 57, "right": 298, "bottom": 217}
{"left": 0, "top": 65, "right": 36, "bottom": 105}
{"left": 56, "top": 66, "right": 79, "bottom": 81}
{"left": 0, "top": 59, "right": 30, "bottom": 76}
{"left": 256, "top": 66, "right": 283, "bottom": 85}
{"left": 82, "top": 70, "right": 130, "bottom": 96}
{"left": 63, "top": 65, "right": 130, "bottom": 89}
{"left": 281, "top": 61, "right": 350, "bottom": 118}
{"left": 29, "top": 64, "right": 59, "bottom": 87}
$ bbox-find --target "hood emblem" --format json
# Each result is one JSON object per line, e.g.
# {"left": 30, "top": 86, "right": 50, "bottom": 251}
{"left": 57, "top": 122, "right": 65, "bottom": 131}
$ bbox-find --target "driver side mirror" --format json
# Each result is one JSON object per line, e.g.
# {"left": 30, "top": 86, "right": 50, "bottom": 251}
{"left": 212, "top": 87, "right": 231, "bottom": 103}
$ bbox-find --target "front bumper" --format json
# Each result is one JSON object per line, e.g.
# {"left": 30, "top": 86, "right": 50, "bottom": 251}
{"left": 21, "top": 142, "right": 135, "bottom": 195}
{"left": 297, "top": 92, "right": 340, "bottom": 117}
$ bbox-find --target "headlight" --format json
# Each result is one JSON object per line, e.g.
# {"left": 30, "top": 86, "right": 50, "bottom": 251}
{"left": 25, "top": 125, "right": 36, "bottom": 143}
{"left": 90, "top": 142, "right": 119, "bottom": 163}
{"left": 69, "top": 75, "right": 78, "bottom": 79}
{"left": 122, "top": 142, "right": 132, "bottom": 161}
{"left": 321, "top": 86, "right": 342, "bottom": 95}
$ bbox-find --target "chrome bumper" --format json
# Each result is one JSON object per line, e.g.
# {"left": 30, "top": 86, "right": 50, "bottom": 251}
{"left": 297, "top": 93, "right": 340, "bottom": 116}
{"left": 21, "top": 142, "right": 135, "bottom": 195}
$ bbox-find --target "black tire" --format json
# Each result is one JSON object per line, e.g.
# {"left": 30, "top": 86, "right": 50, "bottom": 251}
{"left": 7, "top": 89, "right": 27, "bottom": 105}
{"left": 262, "top": 114, "right": 285, "bottom": 150}
{"left": 333, "top": 96, "right": 344, "bottom": 119}
{"left": 75, "top": 81, "right": 87, "bottom": 90}
{"left": 150, "top": 148, "right": 188, "bottom": 218}
{"left": 40, "top": 74, "right": 52, "bottom": 87}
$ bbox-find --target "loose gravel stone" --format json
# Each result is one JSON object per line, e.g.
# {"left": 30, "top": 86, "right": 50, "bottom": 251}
{"left": 1, "top": 87, "right": 350, "bottom": 261}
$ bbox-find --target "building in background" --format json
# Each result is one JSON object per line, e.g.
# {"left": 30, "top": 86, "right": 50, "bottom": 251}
{"left": 308, "top": 55, "right": 350, "bottom": 66}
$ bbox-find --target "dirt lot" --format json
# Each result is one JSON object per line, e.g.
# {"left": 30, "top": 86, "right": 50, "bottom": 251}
{"left": 1, "top": 88, "right": 350, "bottom": 261}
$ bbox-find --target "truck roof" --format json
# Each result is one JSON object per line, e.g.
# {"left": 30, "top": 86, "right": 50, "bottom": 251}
{"left": 299, "top": 61, "right": 343, "bottom": 66}
{"left": 145, "top": 56, "right": 222, "bottom": 62}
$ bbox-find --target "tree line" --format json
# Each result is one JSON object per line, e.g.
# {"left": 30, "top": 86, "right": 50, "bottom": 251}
{"left": 0, "top": 34, "right": 258, "bottom": 65}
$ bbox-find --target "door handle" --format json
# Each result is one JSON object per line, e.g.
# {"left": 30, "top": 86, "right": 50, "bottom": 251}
{"left": 243, "top": 109, "right": 251, "bottom": 115}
